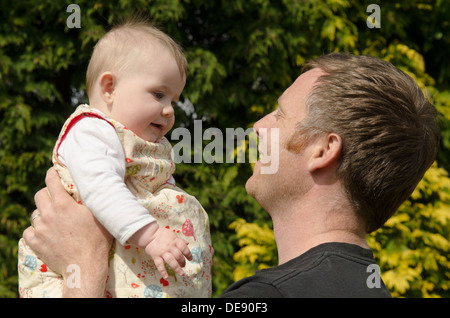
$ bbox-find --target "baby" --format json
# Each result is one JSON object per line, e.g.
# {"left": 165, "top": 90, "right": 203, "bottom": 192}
{"left": 18, "top": 17, "right": 212, "bottom": 298}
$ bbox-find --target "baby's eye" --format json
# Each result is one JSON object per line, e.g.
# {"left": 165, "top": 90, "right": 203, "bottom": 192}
{"left": 171, "top": 101, "right": 178, "bottom": 108}
{"left": 153, "top": 92, "right": 164, "bottom": 99}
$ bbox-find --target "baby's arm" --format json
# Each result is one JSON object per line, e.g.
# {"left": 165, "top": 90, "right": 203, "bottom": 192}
{"left": 59, "top": 117, "right": 191, "bottom": 278}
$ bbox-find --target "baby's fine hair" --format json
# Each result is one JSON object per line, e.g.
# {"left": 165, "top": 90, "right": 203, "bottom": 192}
{"left": 85, "top": 14, "right": 187, "bottom": 98}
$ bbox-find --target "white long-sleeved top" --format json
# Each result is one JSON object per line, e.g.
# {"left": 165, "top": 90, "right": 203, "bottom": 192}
{"left": 58, "top": 117, "right": 157, "bottom": 245}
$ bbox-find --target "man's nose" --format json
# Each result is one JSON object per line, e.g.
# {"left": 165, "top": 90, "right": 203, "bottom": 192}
{"left": 253, "top": 112, "right": 275, "bottom": 138}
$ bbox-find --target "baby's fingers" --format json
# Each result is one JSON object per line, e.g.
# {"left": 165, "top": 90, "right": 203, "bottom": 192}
{"left": 176, "top": 239, "right": 192, "bottom": 261}
{"left": 154, "top": 257, "right": 169, "bottom": 279}
{"left": 163, "top": 252, "right": 185, "bottom": 277}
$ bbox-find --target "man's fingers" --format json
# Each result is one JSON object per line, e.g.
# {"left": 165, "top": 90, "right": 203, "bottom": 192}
{"left": 34, "top": 187, "right": 51, "bottom": 214}
{"left": 33, "top": 171, "right": 58, "bottom": 216}
{"left": 45, "top": 168, "right": 66, "bottom": 199}
{"left": 22, "top": 226, "right": 35, "bottom": 246}
{"left": 44, "top": 167, "right": 75, "bottom": 211}
{"left": 29, "top": 209, "right": 42, "bottom": 230}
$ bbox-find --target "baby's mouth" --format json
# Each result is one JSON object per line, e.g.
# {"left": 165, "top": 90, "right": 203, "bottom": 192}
{"left": 151, "top": 123, "right": 163, "bottom": 130}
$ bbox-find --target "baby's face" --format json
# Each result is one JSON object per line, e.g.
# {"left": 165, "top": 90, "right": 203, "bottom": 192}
{"left": 109, "top": 47, "right": 185, "bottom": 142}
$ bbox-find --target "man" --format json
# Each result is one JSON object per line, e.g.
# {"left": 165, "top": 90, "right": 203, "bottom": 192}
{"left": 23, "top": 53, "right": 440, "bottom": 297}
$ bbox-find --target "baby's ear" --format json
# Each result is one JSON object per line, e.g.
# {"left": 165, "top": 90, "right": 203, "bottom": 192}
{"left": 99, "top": 72, "right": 116, "bottom": 104}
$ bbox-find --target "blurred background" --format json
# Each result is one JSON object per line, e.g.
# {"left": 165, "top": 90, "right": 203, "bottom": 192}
{"left": 1, "top": 0, "right": 449, "bottom": 298}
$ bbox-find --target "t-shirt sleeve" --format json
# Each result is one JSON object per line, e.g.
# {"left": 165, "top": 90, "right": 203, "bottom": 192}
{"left": 58, "top": 117, "right": 156, "bottom": 245}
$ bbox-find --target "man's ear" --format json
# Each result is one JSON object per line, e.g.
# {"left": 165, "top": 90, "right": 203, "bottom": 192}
{"left": 308, "top": 133, "right": 342, "bottom": 173}
{"left": 99, "top": 72, "right": 116, "bottom": 104}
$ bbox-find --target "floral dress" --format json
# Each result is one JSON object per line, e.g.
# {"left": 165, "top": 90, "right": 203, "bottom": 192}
{"left": 18, "top": 105, "right": 213, "bottom": 298}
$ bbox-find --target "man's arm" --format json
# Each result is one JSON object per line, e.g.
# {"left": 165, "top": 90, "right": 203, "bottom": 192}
{"left": 23, "top": 168, "right": 113, "bottom": 297}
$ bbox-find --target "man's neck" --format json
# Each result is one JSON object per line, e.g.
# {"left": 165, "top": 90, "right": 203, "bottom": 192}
{"left": 271, "top": 194, "right": 369, "bottom": 265}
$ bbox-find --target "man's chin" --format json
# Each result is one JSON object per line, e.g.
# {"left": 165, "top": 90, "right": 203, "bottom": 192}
{"left": 245, "top": 173, "right": 258, "bottom": 199}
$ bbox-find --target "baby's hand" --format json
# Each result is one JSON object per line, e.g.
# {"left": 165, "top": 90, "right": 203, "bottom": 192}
{"left": 130, "top": 222, "right": 193, "bottom": 279}
{"left": 143, "top": 226, "right": 193, "bottom": 279}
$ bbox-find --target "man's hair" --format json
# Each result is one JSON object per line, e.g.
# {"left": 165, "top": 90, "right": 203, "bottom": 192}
{"left": 292, "top": 53, "right": 440, "bottom": 233}
{"left": 85, "top": 15, "right": 187, "bottom": 98}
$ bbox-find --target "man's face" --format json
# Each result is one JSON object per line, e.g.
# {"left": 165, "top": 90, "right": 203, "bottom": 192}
{"left": 246, "top": 68, "right": 325, "bottom": 212}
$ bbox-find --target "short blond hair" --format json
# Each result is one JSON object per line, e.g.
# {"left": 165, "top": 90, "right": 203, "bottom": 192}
{"left": 86, "top": 16, "right": 187, "bottom": 98}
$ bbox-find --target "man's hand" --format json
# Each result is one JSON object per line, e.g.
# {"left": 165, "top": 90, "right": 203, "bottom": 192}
{"left": 23, "top": 167, "right": 113, "bottom": 297}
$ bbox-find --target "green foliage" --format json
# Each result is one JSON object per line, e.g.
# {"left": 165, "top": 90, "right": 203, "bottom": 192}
{"left": 229, "top": 218, "right": 277, "bottom": 282}
{"left": 368, "top": 163, "right": 450, "bottom": 297}
{"left": 1, "top": 0, "right": 449, "bottom": 297}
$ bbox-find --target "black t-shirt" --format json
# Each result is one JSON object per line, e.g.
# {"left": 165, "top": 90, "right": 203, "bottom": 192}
{"left": 220, "top": 242, "right": 391, "bottom": 298}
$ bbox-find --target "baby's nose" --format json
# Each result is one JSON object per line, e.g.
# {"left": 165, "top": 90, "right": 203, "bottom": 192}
{"left": 162, "top": 104, "right": 174, "bottom": 117}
